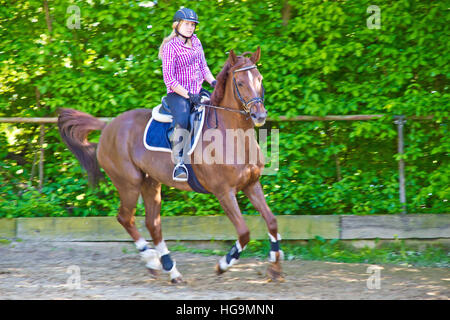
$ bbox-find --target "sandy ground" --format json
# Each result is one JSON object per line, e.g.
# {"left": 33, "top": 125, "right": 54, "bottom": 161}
{"left": 0, "top": 241, "right": 448, "bottom": 300}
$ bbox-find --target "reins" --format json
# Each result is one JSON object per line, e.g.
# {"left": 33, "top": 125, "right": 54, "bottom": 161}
{"left": 197, "top": 103, "right": 243, "bottom": 129}
{"left": 198, "top": 103, "right": 247, "bottom": 129}
{"left": 197, "top": 103, "right": 248, "bottom": 115}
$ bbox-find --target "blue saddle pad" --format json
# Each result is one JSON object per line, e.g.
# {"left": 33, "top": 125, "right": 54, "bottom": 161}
{"left": 144, "top": 119, "right": 172, "bottom": 152}
{"left": 143, "top": 108, "right": 210, "bottom": 194}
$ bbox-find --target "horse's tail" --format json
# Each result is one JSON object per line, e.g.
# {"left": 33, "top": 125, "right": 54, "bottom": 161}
{"left": 57, "top": 108, "right": 107, "bottom": 187}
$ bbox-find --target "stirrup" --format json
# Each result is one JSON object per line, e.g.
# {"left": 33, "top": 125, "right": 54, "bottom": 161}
{"left": 173, "top": 163, "right": 188, "bottom": 182}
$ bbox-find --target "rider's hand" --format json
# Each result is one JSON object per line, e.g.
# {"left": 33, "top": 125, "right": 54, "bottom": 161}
{"left": 188, "top": 92, "right": 202, "bottom": 105}
{"left": 211, "top": 80, "right": 217, "bottom": 88}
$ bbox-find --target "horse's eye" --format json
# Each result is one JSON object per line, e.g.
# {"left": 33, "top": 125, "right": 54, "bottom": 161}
{"left": 238, "top": 82, "right": 244, "bottom": 87}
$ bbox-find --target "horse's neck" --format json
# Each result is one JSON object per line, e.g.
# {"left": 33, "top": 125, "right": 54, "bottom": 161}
{"left": 217, "top": 111, "right": 252, "bottom": 132}
{"left": 200, "top": 96, "right": 263, "bottom": 167}
{"left": 216, "top": 96, "right": 253, "bottom": 131}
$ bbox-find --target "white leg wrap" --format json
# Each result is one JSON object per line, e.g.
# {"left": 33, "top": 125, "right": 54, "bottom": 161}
{"left": 155, "top": 239, "right": 182, "bottom": 280}
{"left": 219, "top": 240, "right": 244, "bottom": 271}
{"left": 268, "top": 250, "right": 285, "bottom": 262}
{"left": 165, "top": 261, "right": 182, "bottom": 280}
{"left": 141, "top": 248, "right": 162, "bottom": 270}
{"left": 268, "top": 233, "right": 284, "bottom": 262}
{"left": 268, "top": 233, "right": 282, "bottom": 242}
{"left": 235, "top": 240, "right": 246, "bottom": 252}
{"left": 155, "top": 239, "right": 170, "bottom": 256}
{"left": 218, "top": 256, "right": 237, "bottom": 271}
{"left": 135, "top": 238, "right": 149, "bottom": 251}
{"left": 135, "top": 238, "right": 162, "bottom": 270}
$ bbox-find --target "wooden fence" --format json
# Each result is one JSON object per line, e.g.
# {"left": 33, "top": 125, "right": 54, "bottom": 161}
{"left": 1, "top": 215, "right": 449, "bottom": 241}
{"left": 0, "top": 114, "right": 442, "bottom": 214}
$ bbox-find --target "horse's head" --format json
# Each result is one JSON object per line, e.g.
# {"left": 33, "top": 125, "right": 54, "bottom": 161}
{"left": 211, "top": 47, "right": 267, "bottom": 127}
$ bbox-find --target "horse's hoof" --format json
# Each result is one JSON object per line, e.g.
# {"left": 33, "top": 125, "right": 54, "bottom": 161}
{"left": 267, "top": 270, "right": 285, "bottom": 282}
{"left": 147, "top": 268, "right": 160, "bottom": 277}
{"left": 170, "top": 277, "right": 185, "bottom": 284}
{"left": 267, "top": 263, "right": 285, "bottom": 282}
{"left": 215, "top": 263, "right": 226, "bottom": 275}
{"left": 267, "top": 273, "right": 285, "bottom": 282}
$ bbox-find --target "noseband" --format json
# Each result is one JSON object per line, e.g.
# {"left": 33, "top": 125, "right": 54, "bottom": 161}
{"left": 232, "top": 65, "right": 265, "bottom": 114}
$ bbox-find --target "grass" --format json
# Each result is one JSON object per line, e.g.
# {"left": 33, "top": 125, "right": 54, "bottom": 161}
{"left": 170, "top": 237, "right": 450, "bottom": 268}
{"left": 170, "top": 244, "right": 226, "bottom": 257}
{"left": 1, "top": 236, "right": 447, "bottom": 268}
{"left": 0, "top": 239, "right": 12, "bottom": 245}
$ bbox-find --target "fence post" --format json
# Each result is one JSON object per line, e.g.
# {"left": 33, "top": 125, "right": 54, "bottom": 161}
{"left": 394, "top": 115, "right": 407, "bottom": 214}
{"left": 39, "top": 124, "right": 45, "bottom": 192}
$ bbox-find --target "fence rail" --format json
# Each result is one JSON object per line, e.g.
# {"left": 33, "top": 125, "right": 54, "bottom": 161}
{"left": 0, "top": 117, "right": 112, "bottom": 124}
{"left": 0, "top": 115, "right": 437, "bottom": 124}
{"left": 1, "top": 215, "right": 449, "bottom": 241}
{"left": 0, "top": 114, "right": 444, "bottom": 213}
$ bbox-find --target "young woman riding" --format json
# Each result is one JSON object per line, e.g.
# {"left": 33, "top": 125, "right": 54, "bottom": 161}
{"left": 158, "top": 8, "right": 216, "bottom": 182}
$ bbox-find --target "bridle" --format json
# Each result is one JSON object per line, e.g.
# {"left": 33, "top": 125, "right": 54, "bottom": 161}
{"left": 232, "top": 65, "right": 265, "bottom": 114}
{"left": 198, "top": 64, "right": 265, "bottom": 128}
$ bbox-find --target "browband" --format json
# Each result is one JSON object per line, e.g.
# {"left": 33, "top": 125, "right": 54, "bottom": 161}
{"left": 233, "top": 65, "right": 257, "bottom": 73}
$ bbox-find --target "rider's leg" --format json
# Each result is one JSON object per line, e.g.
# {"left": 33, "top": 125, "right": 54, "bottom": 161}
{"left": 166, "top": 93, "right": 191, "bottom": 181}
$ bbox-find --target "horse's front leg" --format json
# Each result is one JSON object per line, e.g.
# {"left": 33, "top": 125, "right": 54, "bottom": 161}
{"left": 215, "top": 190, "right": 250, "bottom": 274}
{"left": 243, "top": 181, "right": 284, "bottom": 282}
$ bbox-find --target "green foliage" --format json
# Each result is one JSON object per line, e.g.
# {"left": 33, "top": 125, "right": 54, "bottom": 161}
{"left": 172, "top": 239, "right": 450, "bottom": 268}
{"left": 286, "top": 238, "right": 450, "bottom": 268}
{"left": 0, "top": 0, "right": 448, "bottom": 217}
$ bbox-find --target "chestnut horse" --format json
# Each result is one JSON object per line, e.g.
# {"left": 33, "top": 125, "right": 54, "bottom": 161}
{"left": 58, "top": 47, "right": 283, "bottom": 283}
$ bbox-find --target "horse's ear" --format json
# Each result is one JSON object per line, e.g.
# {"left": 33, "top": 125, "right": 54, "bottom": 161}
{"left": 228, "top": 49, "right": 238, "bottom": 66}
{"left": 250, "top": 46, "right": 261, "bottom": 64}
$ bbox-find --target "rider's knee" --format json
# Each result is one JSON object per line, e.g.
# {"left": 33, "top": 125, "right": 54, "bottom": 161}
{"left": 176, "top": 100, "right": 190, "bottom": 129}
{"left": 176, "top": 114, "right": 190, "bottom": 130}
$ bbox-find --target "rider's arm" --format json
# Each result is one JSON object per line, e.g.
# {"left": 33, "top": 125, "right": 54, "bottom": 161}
{"left": 205, "top": 73, "right": 216, "bottom": 87}
{"left": 170, "top": 84, "right": 190, "bottom": 99}
{"left": 163, "top": 42, "right": 197, "bottom": 99}
{"left": 198, "top": 38, "right": 216, "bottom": 86}
{"left": 162, "top": 43, "right": 183, "bottom": 94}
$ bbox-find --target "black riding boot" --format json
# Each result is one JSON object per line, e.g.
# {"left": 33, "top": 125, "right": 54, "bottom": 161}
{"left": 171, "top": 126, "right": 189, "bottom": 182}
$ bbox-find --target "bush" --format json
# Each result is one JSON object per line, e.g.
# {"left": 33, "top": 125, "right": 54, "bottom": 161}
{"left": 0, "top": 0, "right": 448, "bottom": 217}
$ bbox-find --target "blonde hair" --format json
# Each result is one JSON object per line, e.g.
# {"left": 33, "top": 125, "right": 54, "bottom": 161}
{"left": 158, "top": 22, "right": 180, "bottom": 60}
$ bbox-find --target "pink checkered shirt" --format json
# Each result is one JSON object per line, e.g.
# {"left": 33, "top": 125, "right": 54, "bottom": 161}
{"left": 162, "top": 34, "right": 213, "bottom": 95}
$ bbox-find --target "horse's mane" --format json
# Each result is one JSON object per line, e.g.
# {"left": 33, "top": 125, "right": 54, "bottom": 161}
{"left": 210, "top": 55, "right": 249, "bottom": 106}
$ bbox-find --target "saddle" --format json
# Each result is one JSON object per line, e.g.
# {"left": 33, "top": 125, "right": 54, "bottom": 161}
{"left": 143, "top": 89, "right": 211, "bottom": 194}
{"left": 151, "top": 89, "right": 211, "bottom": 148}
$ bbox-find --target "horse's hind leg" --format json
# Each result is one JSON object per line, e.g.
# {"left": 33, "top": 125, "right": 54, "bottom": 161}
{"left": 243, "top": 181, "right": 284, "bottom": 282}
{"left": 113, "top": 178, "right": 142, "bottom": 242}
{"left": 107, "top": 172, "right": 161, "bottom": 275}
{"left": 141, "top": 175, "right": 183, "bottom": 284}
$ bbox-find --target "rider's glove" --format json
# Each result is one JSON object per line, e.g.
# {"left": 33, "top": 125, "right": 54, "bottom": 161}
{"left": 188, "top": 92, "right": 202, "bottom": 105}
{"left": 211, "top": 80, "right": 217, "bottom": 88}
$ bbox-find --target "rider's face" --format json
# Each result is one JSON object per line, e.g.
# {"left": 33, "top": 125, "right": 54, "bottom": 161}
{"left": 178, "top": 20, "right": 196, "bottom": 37}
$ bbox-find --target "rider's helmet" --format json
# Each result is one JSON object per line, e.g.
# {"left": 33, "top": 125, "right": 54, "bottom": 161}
{"left": 173, "top": 8, "right": 199, "bottom": 24}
